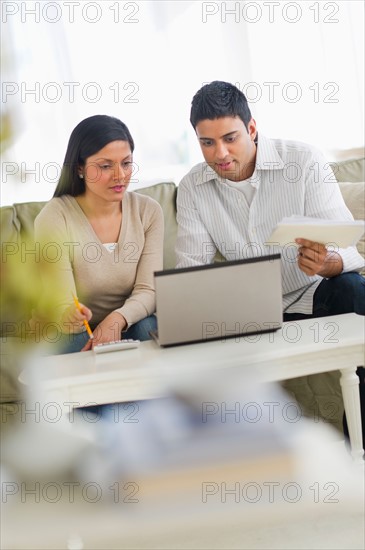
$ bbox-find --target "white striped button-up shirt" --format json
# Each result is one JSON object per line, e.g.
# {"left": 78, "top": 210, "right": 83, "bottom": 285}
{"left": 176, "top": 135, "right": 364, "bottom": 314}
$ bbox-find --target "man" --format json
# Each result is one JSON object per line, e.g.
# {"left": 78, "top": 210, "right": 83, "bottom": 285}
{"left": 175, "top": 80, "right": 365, "bottom": 444}
{"left": 176, "top": 80, "right": 364, "bottom": 316}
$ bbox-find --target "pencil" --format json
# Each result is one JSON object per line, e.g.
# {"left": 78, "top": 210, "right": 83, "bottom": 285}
{"left": 72, "top": 293, "right": 94, "bottom": 340}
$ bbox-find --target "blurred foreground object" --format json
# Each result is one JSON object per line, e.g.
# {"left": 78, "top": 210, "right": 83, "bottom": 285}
{"left": 1, "top": 369, "right": 363, "bottom": 549}
{"left": 1, "top": 231, "right": 63, "bottom": 410}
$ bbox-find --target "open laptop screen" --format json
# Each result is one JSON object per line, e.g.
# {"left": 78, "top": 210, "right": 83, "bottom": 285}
{"left": 151, "top": 254, "right": 282, "bottom": 347}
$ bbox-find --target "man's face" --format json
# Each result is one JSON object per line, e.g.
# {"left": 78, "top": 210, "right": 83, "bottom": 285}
{"left": 195, "top": 116, "right": 257, "bottom": 182}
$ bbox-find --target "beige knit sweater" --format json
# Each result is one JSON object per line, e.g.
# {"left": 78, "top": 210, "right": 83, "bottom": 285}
{"left": 33, "top": 192, "right": 164, "bottom": 329}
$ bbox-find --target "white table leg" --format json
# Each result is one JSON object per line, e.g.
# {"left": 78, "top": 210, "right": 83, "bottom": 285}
{"left": 339, "top": 366, "right": 364, "bottom": 463}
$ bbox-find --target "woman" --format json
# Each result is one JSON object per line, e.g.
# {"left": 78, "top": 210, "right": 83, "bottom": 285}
{"left": 33, "top": 115, "right": 164, "bottom": 353}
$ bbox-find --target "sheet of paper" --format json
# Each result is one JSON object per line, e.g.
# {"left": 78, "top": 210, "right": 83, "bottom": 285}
{"left": 267, "top": 216, "right": 365, "bottom": 248}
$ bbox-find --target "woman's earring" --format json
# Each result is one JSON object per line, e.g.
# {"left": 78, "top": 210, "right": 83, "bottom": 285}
{"left": 79, "top": 174, "right": 84, "bottom": 179}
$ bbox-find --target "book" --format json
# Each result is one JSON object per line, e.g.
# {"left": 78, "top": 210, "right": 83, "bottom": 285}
{"left": 267, "top": 216, "right": 365, "bottom": 248}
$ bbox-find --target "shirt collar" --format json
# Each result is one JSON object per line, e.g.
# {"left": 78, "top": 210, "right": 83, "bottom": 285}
{"left": 255, "top": 134, "right": 285, "bottom": 172}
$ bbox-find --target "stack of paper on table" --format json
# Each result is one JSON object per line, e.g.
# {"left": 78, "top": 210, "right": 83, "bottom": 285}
{"left": 267, "top": 216, "right": 365, "bottom": 248}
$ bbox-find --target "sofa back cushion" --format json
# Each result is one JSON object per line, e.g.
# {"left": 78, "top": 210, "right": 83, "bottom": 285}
{"left": 338, "top": 181, "right": 365, "bottom": 267}
{"left": 1, "top": 202, "right": 46, "bottom": 337}
{"left": 330, "top": 157, "right": 365, "bottom": 182}
{"left": 135, "top": 182, "right": 178, "bottom": 269}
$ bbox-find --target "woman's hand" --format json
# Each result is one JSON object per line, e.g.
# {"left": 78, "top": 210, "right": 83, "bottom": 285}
{"left": 61, "top": 302, "right": 93, "bottom": 333}
{"left": 81, "top": 311, "right": 128, "bottom": 351}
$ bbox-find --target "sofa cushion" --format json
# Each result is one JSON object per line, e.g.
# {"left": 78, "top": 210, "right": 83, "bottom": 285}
{"left": 1, "top": 202, "right": 47, "bottom": 338}
{"left": 331, "top": 157, "right": 365, "bottom": 183}
{"left": 1, "top": 205, "right": 20, "bottom": 243}
{"left": 338, "top": 181, "right": 365, "bottom": 263}
{"left": 135, "top": 182, "right": 178, "bottom": 269}
{"left": 14, "top": 202, "right": 46, "bottom": 240}
{"left": 0, "top": 340, "right": 27, "bottom": 403}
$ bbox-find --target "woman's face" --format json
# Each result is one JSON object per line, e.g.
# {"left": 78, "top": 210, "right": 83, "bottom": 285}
{"left": 80, "top": 140, "right": 133, "bottom": 202}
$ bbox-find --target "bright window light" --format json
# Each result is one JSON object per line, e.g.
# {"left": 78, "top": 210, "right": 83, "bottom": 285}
{"left": 1, "top": 1, "right": 364, "bottom": 205}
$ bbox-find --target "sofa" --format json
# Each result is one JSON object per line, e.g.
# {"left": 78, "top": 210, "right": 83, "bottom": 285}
{"left": 1, "top": 155, "right": 364, "bottom": 434}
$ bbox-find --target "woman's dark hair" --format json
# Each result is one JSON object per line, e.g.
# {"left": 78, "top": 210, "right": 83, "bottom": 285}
{"left": 190, "top": 81, "right": 252, "bottom": 131}
{"left": 53, "top": 115, "right": 134, "bottom": 197}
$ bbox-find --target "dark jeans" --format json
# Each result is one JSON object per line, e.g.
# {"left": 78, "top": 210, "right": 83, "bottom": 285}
{"left": 284, "top": 272, "right": 365, "bottom": 449}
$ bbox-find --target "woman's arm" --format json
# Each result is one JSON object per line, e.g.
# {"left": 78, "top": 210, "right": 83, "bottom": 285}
{"left": 33, "top": 201, "right": 91, "bottom": 334}
{"left": 114, "top": 198, "right": 164, "bottom": 325}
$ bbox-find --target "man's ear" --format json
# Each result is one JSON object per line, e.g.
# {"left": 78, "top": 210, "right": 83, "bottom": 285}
{"left": 248, "top": 118, "right": 257, "bottom": 140}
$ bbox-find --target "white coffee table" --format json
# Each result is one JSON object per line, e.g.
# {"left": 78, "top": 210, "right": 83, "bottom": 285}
{"left": 20, "top": 313, "right": 364, "bottom": 461}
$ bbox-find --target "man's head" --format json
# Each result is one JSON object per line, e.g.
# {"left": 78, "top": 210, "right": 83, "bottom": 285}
{"left": 190, "top": 81, "right": 252, "bottom": 130}
{"left": 190, "top": 81, "right": 257, "bottom": 182}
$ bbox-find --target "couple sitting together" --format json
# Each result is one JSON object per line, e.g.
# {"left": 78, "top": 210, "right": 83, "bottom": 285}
{"left": 32, "top": 80, "right": 365, "bottom": 446}
{"left": 33, "top": 81, "right": 364, "bottom": 352}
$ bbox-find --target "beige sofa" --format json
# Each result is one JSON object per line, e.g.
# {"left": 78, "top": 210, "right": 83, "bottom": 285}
{"left": 1, "top": 155, "right": 364, "bottom": 433}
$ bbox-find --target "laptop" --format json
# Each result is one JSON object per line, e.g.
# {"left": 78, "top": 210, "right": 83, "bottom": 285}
{"left": 150, "top": 254, "right": 282, "bottom": 347}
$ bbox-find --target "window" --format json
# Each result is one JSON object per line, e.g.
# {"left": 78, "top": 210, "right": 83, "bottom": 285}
{"left": 1, "top": 1, "right": 363, "bottom": 205}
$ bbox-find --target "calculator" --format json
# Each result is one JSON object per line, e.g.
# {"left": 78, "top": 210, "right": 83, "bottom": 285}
{"left": 93, "top": 339, "right": 140, "bottom": 353}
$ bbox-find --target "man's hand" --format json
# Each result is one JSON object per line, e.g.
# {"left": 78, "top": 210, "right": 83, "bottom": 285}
{"left": 295, "top": 238, "right": 343, "bottom": 278}
{"left": 81, "top": 311, "right": 128, "bottom": 351}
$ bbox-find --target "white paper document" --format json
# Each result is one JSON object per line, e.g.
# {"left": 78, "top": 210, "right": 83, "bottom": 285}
{"left": 267, "top": 216, "right": 365, "bottom": 248}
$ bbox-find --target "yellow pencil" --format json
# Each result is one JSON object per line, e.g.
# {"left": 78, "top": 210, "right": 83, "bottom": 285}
{"left": 72, "top": 293, "right": 94, "bottom": 340}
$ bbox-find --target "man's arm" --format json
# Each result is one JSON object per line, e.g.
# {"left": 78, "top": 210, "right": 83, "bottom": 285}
{"left": 175, "top": 179, "right": 217, "bottom": 268}
{"left": 298, "top": 151, "right": 364, "bottom": 277}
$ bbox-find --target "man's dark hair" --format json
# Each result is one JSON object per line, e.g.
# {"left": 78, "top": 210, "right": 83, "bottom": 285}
{"left": 53, "top": 115, "right": 134, "bottom": 197}
{"left": 190, "top": 81, "right": 252, "bottom": 131}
